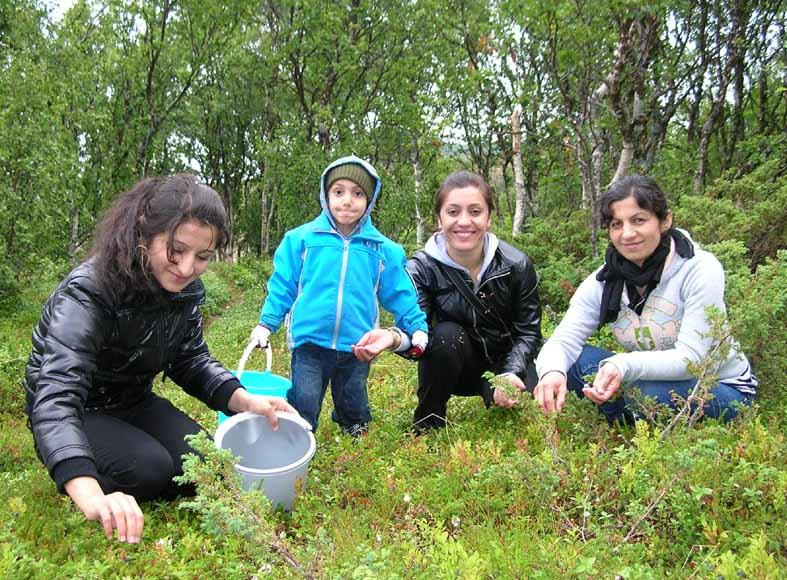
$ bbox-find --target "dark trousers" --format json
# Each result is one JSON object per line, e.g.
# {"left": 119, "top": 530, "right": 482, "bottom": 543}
{"left": 289, "top": 343, "right": 371, "bottom": 430}
{"left": 413, "top": 321, "right": 537, "bottom": 431}
{"left": 83, "top": 394, "right": 203, "bottom": 501}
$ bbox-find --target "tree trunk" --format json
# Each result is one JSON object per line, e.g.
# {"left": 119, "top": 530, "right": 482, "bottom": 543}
{"left": 260, "top": 180, "right": 268, "bottom": 257}
{"left": 68, "top": 203, "right": 79, "bottom": 264}
{"left": 610, "top": 91, "right": 643, "bottom": 183}
{"left": 411, "top": 141, "right": 425, "bottom": 247}
{"left": 265, "top": 197, "right": 275, "bottom": 256}
{"left": 511, "top": 105, "right": 527, "bottom": 236}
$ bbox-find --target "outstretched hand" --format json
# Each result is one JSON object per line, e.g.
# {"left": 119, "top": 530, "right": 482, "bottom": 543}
{"left": 491, "top": 373, "right": 525, "bottom": 408}
{"left": 533, "top": 371, "right": 568, "bottom": 415}
{"left": 65, "top": 477, "right": 143, "bottom": 544}
{"left": 228, "top": 390, "right": 298, "bottom": 431}
{"left": 582, "top": 363, "right": 622, "bottom": 404}
{"left": 351, "top": 328, "right": 395, "bottom": 362}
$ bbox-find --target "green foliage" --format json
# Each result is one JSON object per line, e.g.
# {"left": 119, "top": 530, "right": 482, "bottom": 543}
{"left": 677, "top": 134, "right": 787, "bottom": 267}
{"left": 1, "top": 261, "right": 786, "bottom": 577}
{"left": 2, "top": 0, "right": 787, "bottom": 574}
{"left": 514, "top": 210, "right": 601, "bottom": 312}
{"left": 175, "top": 431, "right": 307, "bottom": 575}
{"left": 725, "top": 251, "right": 787, "bottom": 414}
{"left": 199, "top": 270, "right": 233, "bottom": 318}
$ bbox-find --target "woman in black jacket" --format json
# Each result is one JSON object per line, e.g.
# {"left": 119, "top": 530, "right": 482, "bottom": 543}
{"left": 24, "top": 175, "right": 295, "bottom": 544}
{"left": 407, "top": 171, "right": 542, "bottom": 432}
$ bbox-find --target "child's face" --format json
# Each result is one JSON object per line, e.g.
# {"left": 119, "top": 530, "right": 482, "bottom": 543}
{"left": 327, "top": 178, "right": 368, "bottom": 236}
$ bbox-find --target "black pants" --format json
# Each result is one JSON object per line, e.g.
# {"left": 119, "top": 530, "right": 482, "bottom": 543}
{"left": 83, "top": 394, "right": 203, "bottom": 501}
{"left": 413, "top": 321, "right": 537, "bottom": 431}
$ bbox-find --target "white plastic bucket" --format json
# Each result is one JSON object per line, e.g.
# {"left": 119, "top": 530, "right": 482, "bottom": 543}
{"left": 214, "top": 411, "right": 316, "bottom": 510}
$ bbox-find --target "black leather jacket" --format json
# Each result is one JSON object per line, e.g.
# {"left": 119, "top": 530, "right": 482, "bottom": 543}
{"left": 407, "top": 240, "right": 542, "bottom": 376}
{"left": 24, "top": 261, "right": 239, "bottom": 480}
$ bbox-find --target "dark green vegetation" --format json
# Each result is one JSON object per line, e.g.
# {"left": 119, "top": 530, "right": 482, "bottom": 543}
{"left": 2, "top": 0, "right": 786, "bottom": 577}
{"left": 2, "top": 0, "right": 786, "bottom": 302}
{"left": 1, "top": 236, "right": 785, "bottom": 577}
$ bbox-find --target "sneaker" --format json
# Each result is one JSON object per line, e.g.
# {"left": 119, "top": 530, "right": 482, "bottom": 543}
{"left": 341, "top": 423, "right": 369, "bottom": 438}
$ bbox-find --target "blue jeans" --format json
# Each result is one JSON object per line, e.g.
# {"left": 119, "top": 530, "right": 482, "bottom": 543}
{"left": 289, "top": 343, "right": 371, "bottom": 430}
{"left": 566, "top": 345, "right": 752, "bottom": 424}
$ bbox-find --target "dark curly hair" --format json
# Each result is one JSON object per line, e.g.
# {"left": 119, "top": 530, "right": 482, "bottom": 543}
{"left": 89, "top": 174, "right": 229, "bottom": 298}
{"left": 600, "top": 174, "right": 670, "bottom": 228}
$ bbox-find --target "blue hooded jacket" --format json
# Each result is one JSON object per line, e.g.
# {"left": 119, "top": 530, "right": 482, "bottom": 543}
{"left": 259, "top": 155, "right": 427, "bottom": 351}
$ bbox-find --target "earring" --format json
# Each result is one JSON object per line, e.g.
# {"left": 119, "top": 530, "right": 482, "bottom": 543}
{"left": 136, "top": 244, "right": 150, "bottom": 271}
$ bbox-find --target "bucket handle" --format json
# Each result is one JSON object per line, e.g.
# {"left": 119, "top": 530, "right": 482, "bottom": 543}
{"left": 236, "top": 340, "right": 273, "bottom": 382}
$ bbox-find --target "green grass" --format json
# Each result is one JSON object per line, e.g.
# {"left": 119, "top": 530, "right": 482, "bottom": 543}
{"left": 1, "top": 262, "right": 785, "bottom": 579}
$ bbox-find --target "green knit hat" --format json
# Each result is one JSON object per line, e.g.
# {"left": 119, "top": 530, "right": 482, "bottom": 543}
{"left": 325, "top": 163, "right": 376, "bottom": 197}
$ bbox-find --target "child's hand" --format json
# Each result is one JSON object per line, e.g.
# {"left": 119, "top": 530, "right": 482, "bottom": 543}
{"left": 249, "top": 324, "right": 271, "bottom": 348}
{"left": 407, "top": 330, "right": 428, "bottom": 358}
{"left": 351, "top": 329, "right": 395, "bottom": 362}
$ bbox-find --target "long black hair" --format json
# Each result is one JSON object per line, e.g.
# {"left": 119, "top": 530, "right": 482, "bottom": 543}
{"left": 89, "top": 174, "right": 229, "bottom": 298}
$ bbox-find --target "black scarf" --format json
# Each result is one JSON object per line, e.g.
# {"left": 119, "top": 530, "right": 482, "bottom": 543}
{"left": 596, "top": 229, "right": 695, "bottom": 327}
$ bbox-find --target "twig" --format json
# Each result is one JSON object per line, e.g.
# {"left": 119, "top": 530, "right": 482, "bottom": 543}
{"left": 0, "top": 356, "right": 26, "bottom": 367}
{"left": 660, "top": 330, "right": 732, "bottom": 440}
{"left": 614, "top": 473, "right": 681, "bottom": 552}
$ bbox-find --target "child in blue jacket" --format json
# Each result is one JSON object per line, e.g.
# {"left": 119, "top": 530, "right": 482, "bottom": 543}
{"left": 250, "top": 155, "right": 428, "bottom": 435}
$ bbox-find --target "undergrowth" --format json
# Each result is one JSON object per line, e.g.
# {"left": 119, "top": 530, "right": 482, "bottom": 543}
{"left": 0, "top": 259, "right": 784, "bottom": 578}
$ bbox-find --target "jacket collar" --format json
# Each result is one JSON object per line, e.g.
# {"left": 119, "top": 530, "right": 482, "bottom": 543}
{"left": 660, "top": 228, "right": 697, "bottom": 284}
{"left": 312, "top": 211, "right": 386, "bottom": 243}
{"left": 424, "top": 232, "right": 500, "bottom": 289}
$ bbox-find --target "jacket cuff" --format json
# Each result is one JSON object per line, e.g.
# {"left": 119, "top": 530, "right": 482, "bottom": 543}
{"left": 212, "top": 377, "right": 243, "bottom": 415}
{"left": 52, "top": 457, "right": 99, "bottom": 494}
{"left": 480, "top": 376, "right": 494, "bottom": 408}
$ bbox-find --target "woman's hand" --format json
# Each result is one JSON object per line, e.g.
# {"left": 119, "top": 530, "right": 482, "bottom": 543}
{"left": 533, "top": 371, "right": 568, "bottom": 415}
{"left": 492, "top": 373, "right": 524, "bottom": 408}
{"left": 228, "top": 390, "right": 298, "bottom": 431}
{"left": 65, "top": 477, "right": 143, "bottom": 543}
{"left": 582, "top": 363, "right": 622, "bottom": 404}
{"left": 351, "top": 328, "right": 395, "bottom": 362}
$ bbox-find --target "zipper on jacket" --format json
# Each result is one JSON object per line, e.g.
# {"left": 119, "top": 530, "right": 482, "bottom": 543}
{"left": 478, "top": 270, "right": 509, "bottom": 292}
{"left": 471, "top": 308, "right": 493, "bottom": 362}
{"left": 288, "top": 247, "right": 308, "bottom": 349}
{"left": 474, "top": 271, "right": 507, "bottom": 362}
{"left": 331, "top": 239, "right": 351, "bottom": 349}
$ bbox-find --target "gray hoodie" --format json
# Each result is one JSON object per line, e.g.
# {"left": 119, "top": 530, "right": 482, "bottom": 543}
{"left": 536, "top": 230, "right": 757, "bottom": 394}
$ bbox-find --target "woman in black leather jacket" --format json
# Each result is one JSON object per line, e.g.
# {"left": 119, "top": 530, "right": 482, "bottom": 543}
{"left": 24, "top": 175, "right": 295, "bottom": 544}
{"left": 407, "top": 171, "right": 542, "bottom": 432}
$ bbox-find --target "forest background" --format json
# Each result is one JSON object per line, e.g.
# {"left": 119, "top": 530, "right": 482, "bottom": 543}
{"left": 0, "top": 0, "right": 786, "bottom": 577}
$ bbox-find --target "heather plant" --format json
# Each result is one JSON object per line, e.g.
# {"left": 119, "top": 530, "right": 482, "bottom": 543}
{"left": 174, "top": 431, "right": 308, "bottom": 576}
{"left": 1, "top": 258, "right": 785, "bottom": 578}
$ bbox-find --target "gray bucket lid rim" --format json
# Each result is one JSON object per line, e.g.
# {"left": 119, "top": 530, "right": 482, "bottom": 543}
{"left": 214, "top": 411, "right": 317, "bottom": 476}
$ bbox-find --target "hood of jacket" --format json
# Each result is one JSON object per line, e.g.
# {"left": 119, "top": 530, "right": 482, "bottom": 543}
{"left": 319, "top": 155, "right": 381, "bottom": 235}
{"left": 423, "top": 232, "right": 500, "bottom": 290}
{"left": 659, "top": 227, "right": 698, "bottom": 285}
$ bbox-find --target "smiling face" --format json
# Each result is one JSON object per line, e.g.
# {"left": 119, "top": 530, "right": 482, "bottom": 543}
{"left": 437, "top": 185, "right": 491, "bottom": 259}
{"left": 147, "top": 219, "right": 217, "bottom": 292}
{"left": 327, "top": 178, "right": 368, "bottom": 236}
{"left": 608, "top": 195, "right": 672, "bottom": 266}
